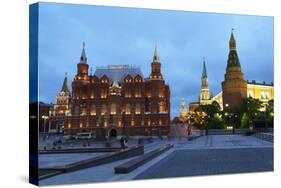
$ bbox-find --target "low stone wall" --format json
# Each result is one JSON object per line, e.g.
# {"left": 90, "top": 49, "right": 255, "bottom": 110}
{"left": 114, "top": 144, "right": 173, "bottom": 174}
{"left": 39, "top": 145, "right": 144, "bottom": 180}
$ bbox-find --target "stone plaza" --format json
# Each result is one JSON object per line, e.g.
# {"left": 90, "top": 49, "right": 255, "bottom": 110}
{"left": 39, "top": 134, "right": 273, "bottom": 186}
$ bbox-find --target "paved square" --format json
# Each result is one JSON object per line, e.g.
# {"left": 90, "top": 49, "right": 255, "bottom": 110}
{"left": 136, "top": 147, "right": 273, "bottom": 179}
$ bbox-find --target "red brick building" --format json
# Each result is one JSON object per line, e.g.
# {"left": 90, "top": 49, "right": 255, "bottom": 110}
{"left": 51, "top": 43, "right": 170, "bottom": 137}
{"left": 222, "top": 30, "right": 247, "bottom": 110}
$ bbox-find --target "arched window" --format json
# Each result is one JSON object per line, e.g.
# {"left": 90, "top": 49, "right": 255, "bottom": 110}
{"left": 110, "top": 104, "right": 116, "bottom": 115}
{"left": 125, "top": 104, "right": 131, "bottom": 115}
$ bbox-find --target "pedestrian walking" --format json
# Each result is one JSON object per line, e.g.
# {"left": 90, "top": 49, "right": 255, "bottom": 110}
{"left": 120, "top": 136, "right": 125, "bottom": 150}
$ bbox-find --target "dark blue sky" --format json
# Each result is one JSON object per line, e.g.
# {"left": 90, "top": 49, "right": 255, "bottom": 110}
{"left": 37, "top": 2, "right": 274, "bottom": 118}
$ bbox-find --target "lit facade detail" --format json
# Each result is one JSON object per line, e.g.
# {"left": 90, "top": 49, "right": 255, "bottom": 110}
{"left": 58, "top": 43, "right": 170, "bottom": 136}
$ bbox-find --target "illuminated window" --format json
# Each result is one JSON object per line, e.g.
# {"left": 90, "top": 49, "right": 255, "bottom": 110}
{"left": 125, "top": 89, "right": 131, "bottom": 98}
{"left": 101, "top": 104, "right": 107, "bottom": 115}
{"left": 90, "top": 91, "right": 94, "bottom": 99}
{"left": 81, "top": 108, "right": 87, "bottom": 116}
{"left": 125, "top": 104, "right": 131, "bottom": 115}
{"left": 101, "top": 88, "right": 107, "bottom": 98}
{"left": 248, "top": 91, "right": 253, "bottom": 98}
{"left": 265, "top": 92, "right": 269, "bottom": 99}
{"left": 67, "top": 123, "right": 71, "bottom": 128}
{"left": 110, "top": 104, "right": 117, "bottom": 115}
{"left": 79, "top": 122, "right": 83, "bottom": 128}
{"left": 135, "top": 88, "right": 141, "bottom": 98}
{"left": 159, "top": 119, "right": 162, "bottom": 126}
{"left": 90, "top": 104, "right": 96, "bottom": 115}
{"left": 118, "top": 120, "right": 122, "bottom": 127}
{"left": 261, "top": 92, "right": 267, "bottom": 99}
{"left": 159, "top": 101, "right": 165, "bottom": 112}
{"left": 131, "top": 119, "right": 135, "bottom": 126}
{"left": 135, "top": 103, "right": 141, "bottom": 114}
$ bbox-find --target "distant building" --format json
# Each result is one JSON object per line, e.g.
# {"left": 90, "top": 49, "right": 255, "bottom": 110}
{"left": 179, "top": 98, "right": 188, "bottom": 121}
{"left": 188, "top": 57, "right": 212, "bottom": 111}
{"left": 49, "top": 73, "right": 71, "bottom": 133}
{"left": 199, "top": 58, "right": 212, "bottom": 105}
{"left": 212, "top": 81, "right": 274, "bottom": 110}
{"left": 221, "top": 30, "right": 247, "bottom": 110}
{"left": 50, "top": 43, "right": 170, "bottom": 136}
{"left": 189, "top": 30, "right": 274, "bottom": 112}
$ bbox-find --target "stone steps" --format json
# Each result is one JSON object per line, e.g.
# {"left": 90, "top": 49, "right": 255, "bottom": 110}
{"left": 114, "top": 144, "right": 173, "bottom": 174}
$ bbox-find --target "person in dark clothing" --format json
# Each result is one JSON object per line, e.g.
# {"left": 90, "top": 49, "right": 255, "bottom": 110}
{"left": 124, "top": 137, "right": 128, "bottom": 148}
{"left": 120, "top": 136, "right": 125, "bottom": 150}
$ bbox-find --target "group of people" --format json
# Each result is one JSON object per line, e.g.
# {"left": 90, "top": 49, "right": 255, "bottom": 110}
{"left": 119, "top": 136, "right": 128, "bottom": 150}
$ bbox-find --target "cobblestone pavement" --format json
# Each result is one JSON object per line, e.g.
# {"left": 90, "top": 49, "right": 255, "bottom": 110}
{"left": 136, "top": 147, "right": 273, "bottom": 179}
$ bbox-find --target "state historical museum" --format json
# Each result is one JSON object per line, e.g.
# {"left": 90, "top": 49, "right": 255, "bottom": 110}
{"left": 50, "top": 43, "right": 170, "bottom": 136}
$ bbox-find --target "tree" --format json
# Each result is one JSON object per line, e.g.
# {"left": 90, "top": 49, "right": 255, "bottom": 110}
{"left": 193, "top": 101, "right": 222, "bottom": 130}
{"left": 240, "top": 97, "right": 263, "bottom": 128}
{"left": 208, "top": 113, "right": 224, "bottom": 129}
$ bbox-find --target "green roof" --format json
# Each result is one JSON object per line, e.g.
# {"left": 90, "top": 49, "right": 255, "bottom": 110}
{"left": 202, "top": 60, "right": 207, "bottom": 79}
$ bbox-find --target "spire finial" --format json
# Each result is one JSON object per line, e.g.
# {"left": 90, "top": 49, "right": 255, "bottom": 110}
{"left": 61, "top": 72, "right": 70, "bottom": 93}
{"left": 153, "top": 42, "right": 159, "bottom": 62}
{"left": 80, "top": 41, "right": 87, "bottom": 63}
{"left": 229, "top": 28, "right": 236, "bottom": 51}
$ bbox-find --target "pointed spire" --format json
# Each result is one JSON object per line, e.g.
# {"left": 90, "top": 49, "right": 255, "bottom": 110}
{"left": 229, "top": 28, "right": 236, "bottom": 51}
{"left": 202, "top": 57, "right": 207, "bottom": 79}
{"left": 227, "top": 28, "right": 241, "bottom": 68}
{"left": 153, "top": 43, "right": 160, "bottom": 62}
{"left": 61, "top": 72, "right": 70, "bottom": 93}
{"left": 80, "top": 41, "right": 87, "bottom": 63}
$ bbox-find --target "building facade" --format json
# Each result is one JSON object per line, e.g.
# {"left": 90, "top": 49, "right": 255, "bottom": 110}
{"left": 188, "top": 58, "right": 212, "bottom": 112}
{"left": 49, "top": 73, "right": 71, "bottom": 133}
{"left": 188, "top": 31, "right": 274, "bottom": 112}
{"left": 179, "top": 98, "right": 188, "bottom": 121}
{"left": 211, "top": 81, "right": 274, "bottom": 110}
{"left": 199, "top": 59, "right": 212, "bottom": 105}
{"left": 51, "top": 43, "right": 170, "bottom": 136}
{"left": 221, "top": 30, "right": 247, "bottom": 110}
